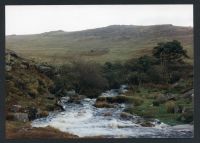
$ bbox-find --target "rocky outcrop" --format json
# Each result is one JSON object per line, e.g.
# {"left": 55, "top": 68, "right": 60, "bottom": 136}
{"left": 140, "top": 121, "right": 155, "bottom": 127}
{"left": 182, "top": 89, "right": 194, "bottom": 99}
{"left": 5, "top": 50, "right": 58, "bottom": 122}
{"left": 36, "top": 64, "right": 57, "bottom": 78}
{"left": 154, "top": 94, "right": 177, "bottom": 104}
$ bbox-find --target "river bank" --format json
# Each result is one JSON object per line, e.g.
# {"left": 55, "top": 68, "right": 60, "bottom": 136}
{"left": 6, "top": 121, "right": 78, "bottom": 139}
{"left": 31, "top": 85, "right": 193, "bottom": 138}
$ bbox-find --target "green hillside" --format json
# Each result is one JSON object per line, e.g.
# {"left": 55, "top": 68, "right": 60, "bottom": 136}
{"left": 6, "top": 24, "right": 193, "bottom": 64}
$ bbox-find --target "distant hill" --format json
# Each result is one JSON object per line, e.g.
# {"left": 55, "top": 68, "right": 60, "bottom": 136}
{"left": 6, "top": 24, "right": 193, "bottom": 64}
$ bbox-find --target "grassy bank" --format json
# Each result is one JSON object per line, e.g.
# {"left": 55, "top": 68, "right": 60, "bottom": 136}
{"left": 123, "top": 85, "right": 193, "bottom": 125}
{"left": 6, "top": 121, "right": 77, "bottom": 139}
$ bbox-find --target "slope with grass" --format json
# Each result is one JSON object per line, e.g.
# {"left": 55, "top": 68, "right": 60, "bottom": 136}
{"left": 6, "top": 24, "right": 193, "bottom": 64}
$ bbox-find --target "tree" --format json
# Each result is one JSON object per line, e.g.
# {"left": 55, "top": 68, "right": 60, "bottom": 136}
{"left": 153, "top": 40, "right": 188, "bottom": 64}
{"left": 103, "top": 62, "right": 126, "bottom": 89}
{"left": 124, "top": 55, "right": 157, "bottom": 86}
{"left": 136, "top": 55, "right": 157, "bottom": 73}
{"left": 152, "top": 40, "right": 188, "bottom": 83}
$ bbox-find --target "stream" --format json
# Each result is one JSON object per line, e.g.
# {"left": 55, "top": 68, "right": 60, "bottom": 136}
{"left": 31, "top": 85, "right": 193, "bottom": 138}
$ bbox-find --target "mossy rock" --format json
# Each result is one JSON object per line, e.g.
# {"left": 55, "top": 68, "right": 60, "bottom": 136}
{"left": 120, "top": 112, "right": 133, "bottom": 120}
{"left": 140, "top": 121, "right": 155, "bottom": 127}
{"left": 37, "top": 111, "right": 49, "bottom": 118}
{"left": 96, "top": 95, "right": 143, "bottom": 106}
{"left": 94, "top": 101, "right": 115, "bottom": 108}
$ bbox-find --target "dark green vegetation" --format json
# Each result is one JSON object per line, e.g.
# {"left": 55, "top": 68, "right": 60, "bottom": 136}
{"left": 54, "top": 40, "right": 192, "bottom": 96}
{"left": 49, "top": 40, "right": 193, "bottom": 125}
{"left": 6, "top": 25, "right": 193, "bottom": 138}
{"left": 52, "top": 61, "right": 108, "bottom": 98}
{"left": 6, "top": 25, "right": 193, "bottom": 64}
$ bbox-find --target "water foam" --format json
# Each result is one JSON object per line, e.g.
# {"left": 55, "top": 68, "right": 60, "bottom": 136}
{"left": 31, "top": 87, "right": 193, "bottom": 138}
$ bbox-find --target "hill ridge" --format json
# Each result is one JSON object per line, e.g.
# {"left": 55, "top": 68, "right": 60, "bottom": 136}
{"left": 6, "top": 24, "right": 193, "bottom": 64}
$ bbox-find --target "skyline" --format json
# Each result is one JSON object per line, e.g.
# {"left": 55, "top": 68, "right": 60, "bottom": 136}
{"left": 6, "top": 5, "right": 193, "bottom": 35}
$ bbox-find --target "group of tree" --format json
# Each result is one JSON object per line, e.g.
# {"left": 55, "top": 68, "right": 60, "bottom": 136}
{"left": 52, "top": 40, "right": 191, "bottom": 98}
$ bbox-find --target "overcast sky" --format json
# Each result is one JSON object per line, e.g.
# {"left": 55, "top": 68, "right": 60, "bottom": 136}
{"left": 6, "top": 5, "right": 193, "bottom": 35}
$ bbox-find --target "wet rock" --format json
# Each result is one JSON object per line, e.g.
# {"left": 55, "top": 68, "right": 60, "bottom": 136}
{"left": 65, "top": 90, "right": 76, "bottom": 96}
{"left": 56, "top": 101, "right": 65, "bottom": 111}
{"left": 120, "top": 112, "right": 133, "bottom": 120}
{"left": 60, "top": 96, "right": 70, "bottom": 103}
{"left": 68, "top": 95, "right": 86, "bottom": 104}
{"left": 10, "top": 105, "right": 22, "bottom": 113}
{"left": 140, "top": 121, "right": 155, "bottom": 127}
{"left": 13, "top": 113, "right": 29, "bottom": 122}
{"left": 103, "top": 112, "right": 112, "bottom": 116}
{"left": 56, "top": 96, "right": 72, "bottom": 110}
{"left": 154, "top": 119, "right": 161, "bottom": 124}
{"left": 94, "top": 101, "right": 115, "bottom": 108}
{"left": 37, "top": 110, "right": 49, "bottom": 118}
{"left": 119, "top": 89, "right": 128, "bottom": 94}
{"left": 27, "top": 107, "right": 38, "bottom": 121}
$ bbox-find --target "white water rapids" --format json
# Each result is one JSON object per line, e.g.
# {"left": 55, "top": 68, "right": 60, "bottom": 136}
{"left": 31, "top": 86, "right": 193, "bottom": 138}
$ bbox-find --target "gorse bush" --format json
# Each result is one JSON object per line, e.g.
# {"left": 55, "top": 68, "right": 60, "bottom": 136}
{"left": 54, "top": 60, "right": 108, "bottom": 98}
{"left": 165, "top": 101, "right": 176, "bottom": 113}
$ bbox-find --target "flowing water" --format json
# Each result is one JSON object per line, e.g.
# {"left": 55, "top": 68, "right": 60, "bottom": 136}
{"left": 32, "top": 85, "right": 193, "bottom": 138}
